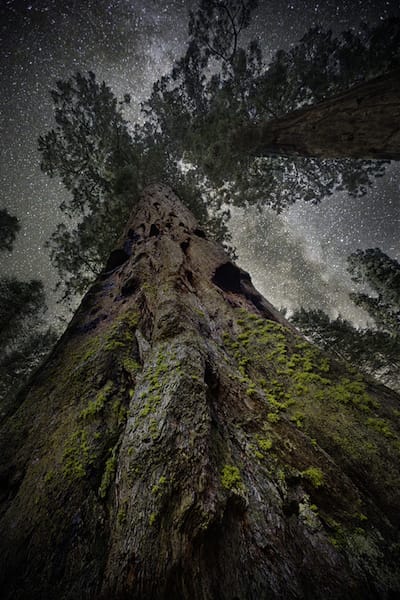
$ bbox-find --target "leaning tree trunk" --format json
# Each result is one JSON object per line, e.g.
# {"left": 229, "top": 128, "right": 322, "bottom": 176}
{"left": 1, "top": 184, "right": 400, "bottom": 599}
{"left": 234, "top": 68, "right": 400, "bottom": 160}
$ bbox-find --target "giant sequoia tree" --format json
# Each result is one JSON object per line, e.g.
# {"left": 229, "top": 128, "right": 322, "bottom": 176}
{"left": 1, "top": 3, "right": 400, "bottom": 599}
{"left": 1, "top": 184, "right": 400, "bottom": 599}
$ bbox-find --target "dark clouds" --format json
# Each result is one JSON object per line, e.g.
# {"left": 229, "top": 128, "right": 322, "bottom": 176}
{"left": 0, "top": 0, "right": 399, "bottom": 322}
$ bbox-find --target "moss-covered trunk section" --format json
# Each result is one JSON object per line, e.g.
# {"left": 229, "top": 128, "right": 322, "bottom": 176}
{"left": 1, "top": 184, "right": 400, "bottom": 599}
{"left": 234, "top": 69, "right": 400, "bottom": 160}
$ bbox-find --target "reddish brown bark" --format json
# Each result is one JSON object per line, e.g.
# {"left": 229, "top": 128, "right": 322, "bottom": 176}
{"left": 234, "top": 69, "right": 400, "bottom": 160}
{"left": 0, "top": 185, "right": 399, "bottom": 599}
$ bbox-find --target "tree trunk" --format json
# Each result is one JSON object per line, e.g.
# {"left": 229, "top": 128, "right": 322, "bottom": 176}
{"left": 1, "top": 184, "right": 400, "bottom": 599}
{"left": 234, "top": 69, "right": 400, "bottom": 160}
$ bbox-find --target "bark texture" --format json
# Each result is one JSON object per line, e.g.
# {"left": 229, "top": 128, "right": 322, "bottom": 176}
{"left": 1, "top": 184, "right": 400, "bottom": 599}
{"left": 234, "top": 69, "right": 400, "bottom": 160}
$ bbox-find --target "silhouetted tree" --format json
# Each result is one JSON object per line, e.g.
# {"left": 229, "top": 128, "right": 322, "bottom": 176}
{"left": 291, "top": 307, "right": 400, "bottom": 392}
{"left": 0, "top": 212, "right": 57, "bottom": 418}
{"left": 291, "top": 248, "right": 400, "bottom": 391}
{"left": 348, "top": 248, "right": 400, "bottom": 334}
{"left": 0, "top": 208, "right": 20, "bottom": 252}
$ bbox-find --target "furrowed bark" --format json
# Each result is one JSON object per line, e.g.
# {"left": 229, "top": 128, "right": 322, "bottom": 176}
{"left": 0, "top": 184, "right": 399, "bottom": 599}
{"left": 234, "top": 69, "right": 400, "bottom": 160}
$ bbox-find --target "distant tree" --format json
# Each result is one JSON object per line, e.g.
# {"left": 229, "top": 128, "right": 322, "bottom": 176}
{"left": 291, "top": 248, "right": 400, "bottom": 391}
{"left": 0, "top": 212, "right": 57, "bottom": 418}
{"left": 0, "top": 208, "right": 20, "bottom": 252}
{"left": 0, "top": 277, "right": 58, "bottom": 419}
{"left": 0, "top": 278, "right": 46, "bottom": 347}
{"left": 347, "top": 248, "right": 400, "bottom": 334}
{"left": 291, "top": 307, "right": 400, "bottom": 392}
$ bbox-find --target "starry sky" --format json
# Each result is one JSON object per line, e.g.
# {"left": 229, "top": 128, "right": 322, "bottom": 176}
{"left": 0, "top": 0, "right": 399, "bottom": 325}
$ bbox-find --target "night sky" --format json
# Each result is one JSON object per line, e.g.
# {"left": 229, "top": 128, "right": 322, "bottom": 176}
{"left": 1, "top": 0, "right": 399, "bottom": 325}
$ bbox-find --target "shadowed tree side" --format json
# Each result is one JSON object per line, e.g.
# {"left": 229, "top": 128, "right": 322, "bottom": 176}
{"left": 232, "top": 68, "right": 400, "bottom": 160}
{"left": 0, "top": 184, "right": 399, "bottom": 600}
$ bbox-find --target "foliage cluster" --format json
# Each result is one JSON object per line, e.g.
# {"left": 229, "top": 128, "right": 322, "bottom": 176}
{"left": 292, "top": 249, "right": 400, "bottom": 391}
{"left": 38, "top": 5, "right": 400, "bottom": 300}
{"left": 0, "top": 209, "right": 20, "bottom": 252}
{"left": 39, "top": 70, "right": 231, "bottom": 301}
{"left": 221, "top": 464, "right": 244, "bottom": 492}
{"left": 0, "top": 211, "right": 57, "bottom": 414}
{"left": 144, "top": 9, "right": 397, "bottom": 208}
{"left": 347, "top": 248, "right": 400, "bottom": 335}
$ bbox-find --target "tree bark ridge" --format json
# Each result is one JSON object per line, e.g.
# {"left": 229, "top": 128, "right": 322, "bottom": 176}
{"left": 234, "top": 69, "right": 400, "bottom": 160}
{"left": 0, "top": 184, "right": 399, "bottom": 599}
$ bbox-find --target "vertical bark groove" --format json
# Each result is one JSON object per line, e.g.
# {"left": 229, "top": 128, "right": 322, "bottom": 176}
{"left": 0, "top": 184, "right": 399, "bottom": 599}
